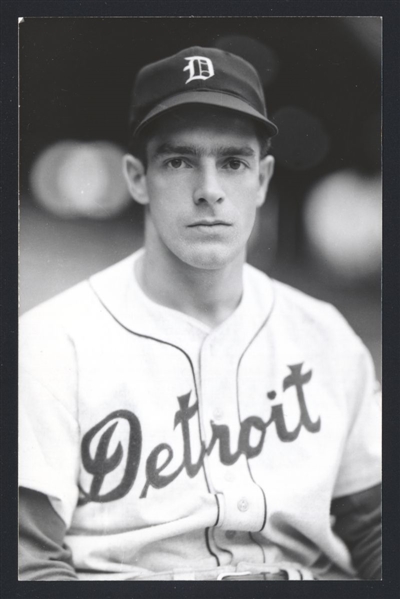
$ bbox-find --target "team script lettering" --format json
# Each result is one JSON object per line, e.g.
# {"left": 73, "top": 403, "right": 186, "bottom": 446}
{"left": 78, "top": 363, "right": 320, "bottom": 504}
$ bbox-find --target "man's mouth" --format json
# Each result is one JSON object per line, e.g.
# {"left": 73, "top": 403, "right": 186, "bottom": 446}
{"left": 188, "top": 220, "right": 232, "bottom": 228}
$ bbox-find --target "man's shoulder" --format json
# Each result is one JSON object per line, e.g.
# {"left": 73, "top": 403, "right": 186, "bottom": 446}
{"left": 245, "top": 264, "right": 359, "bottom": 343}
{"left": 245, "top": 263, "right": 334, "bottom": 314}
{"left": 272, "top": 277, "right": 337, "bottom": 317}
{"left": 20, "top": 278, "right": 94, "bottom": 328}
{"left": 20, "top": 252, "right": 137, "bottom": 331}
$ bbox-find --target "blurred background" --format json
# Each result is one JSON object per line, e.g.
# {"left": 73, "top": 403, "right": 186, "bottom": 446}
{"left": 19, "top": 17, "right": 382, "bottom": 380}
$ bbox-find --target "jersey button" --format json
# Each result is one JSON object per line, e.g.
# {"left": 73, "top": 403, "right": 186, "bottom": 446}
{"left": 224, "top": 470, "right": 235, "bottom": 482}
{"left": 237, "top": 497, "right": 249, "bottom": 512}
{"left": 225, "top": 530, "right": 236, "bottom": 540}
{"left": 213, "top": 408, "right": 223, "bottom": 421}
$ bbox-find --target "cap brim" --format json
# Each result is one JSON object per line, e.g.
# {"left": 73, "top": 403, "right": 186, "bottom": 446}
{"left": 133, "top": 90, "right": 278, "bottom": 138}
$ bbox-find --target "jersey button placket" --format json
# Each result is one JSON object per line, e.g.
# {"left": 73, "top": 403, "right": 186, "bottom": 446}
{"left": 200, "top": 337, "right": 266, "bottom": 534}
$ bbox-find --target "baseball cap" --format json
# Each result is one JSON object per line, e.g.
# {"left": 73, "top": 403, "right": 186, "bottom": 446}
{"left": 129, "top": 46, "right": 278, "bottom": 139}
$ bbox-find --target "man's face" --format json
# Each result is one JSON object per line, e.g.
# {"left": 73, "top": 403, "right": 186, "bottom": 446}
{"left": 125, "top": 106, "right": 274, "bottom": 270}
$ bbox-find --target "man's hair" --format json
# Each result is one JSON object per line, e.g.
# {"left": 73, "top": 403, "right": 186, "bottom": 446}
{"left": 127, "top": 120, "right": 272, "bottom": 170}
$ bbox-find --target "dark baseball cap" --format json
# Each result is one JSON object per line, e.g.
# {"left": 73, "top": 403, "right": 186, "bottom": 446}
{"left": 129, "top": 46, "right": 278, "bottom": 139}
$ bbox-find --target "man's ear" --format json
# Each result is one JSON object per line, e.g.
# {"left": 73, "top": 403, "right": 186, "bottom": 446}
{"left": 256, "top": 155, "right": 275, "bottom": 208}
{"left": 122, "top": 154, "right": 149, "bottom": 205}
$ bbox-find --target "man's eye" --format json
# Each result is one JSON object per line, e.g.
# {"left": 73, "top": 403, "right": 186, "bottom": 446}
{"left": 166, "top": 158, "right": 187, "bottom": 169}
{"left": 225, "top": 159, "right": 245, "bottom": 170}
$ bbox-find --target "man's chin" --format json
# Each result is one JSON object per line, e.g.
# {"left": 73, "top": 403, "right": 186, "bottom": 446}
{"left": 179, "top": 246, "right": 244, "bottom": 272}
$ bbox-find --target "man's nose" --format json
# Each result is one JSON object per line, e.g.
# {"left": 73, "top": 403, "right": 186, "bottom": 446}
{"left": 193, "top": 165, "right": 225, "bottom": 206}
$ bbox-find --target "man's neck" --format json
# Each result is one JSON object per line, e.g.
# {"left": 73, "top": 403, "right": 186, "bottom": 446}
{"left": 135, "top": 246, "right": 245, "bottom": 329}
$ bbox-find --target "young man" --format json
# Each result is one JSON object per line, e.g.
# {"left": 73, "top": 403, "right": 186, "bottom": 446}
{"left": 19, "top": 46, "right": 381, "bottom": 581}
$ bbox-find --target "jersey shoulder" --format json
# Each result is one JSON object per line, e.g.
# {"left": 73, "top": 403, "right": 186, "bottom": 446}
{"left": 246, "top": 264, "right": 363, "bottom": 350}
{"left": 20, "top": 278, "right": 94, "bottom": 332}
{"left": 19, "top": 252, "right": 137, "bottom": 335}
{"left": 276, "top": 277, "right": 361, "bottom": 342}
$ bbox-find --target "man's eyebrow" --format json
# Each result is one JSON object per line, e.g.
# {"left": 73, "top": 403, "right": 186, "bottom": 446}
{"left": 153, "top": 143, "right": 256, "bottom": 157}
{"left": 217, "top": 145, "right": 256, "bottom": 157}
{"left": 153, "top": 143, "right": 199, "bottom": 157}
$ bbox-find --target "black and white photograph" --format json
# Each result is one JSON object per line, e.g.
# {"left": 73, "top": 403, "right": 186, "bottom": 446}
{"left": 17, "top": 15, "right": 383, "bottom": 584}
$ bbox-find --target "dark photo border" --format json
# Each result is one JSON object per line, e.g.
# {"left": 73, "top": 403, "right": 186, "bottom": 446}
{"left": 1, "top": 1, "right": 399, "bottom": 599}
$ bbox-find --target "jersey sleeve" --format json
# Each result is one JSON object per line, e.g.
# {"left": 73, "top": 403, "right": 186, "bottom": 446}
{"left": 332, "top": 311, "right": 382, "bottom": 498}
{"left": 19, "top": 308, "right": 81, "bottom": 528}
{"left": 19, "top": 488, "right": 79, "bottom": 580}
{"left": 331, "top": 484, "right": 381, "bottom": 579}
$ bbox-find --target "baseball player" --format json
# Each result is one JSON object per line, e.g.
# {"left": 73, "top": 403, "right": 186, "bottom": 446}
{"left": 19, "top": 46, "right": 381, "bottom": 581}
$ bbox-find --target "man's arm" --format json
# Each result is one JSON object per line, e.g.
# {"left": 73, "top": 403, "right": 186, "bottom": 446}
{"left": 19, "top": 487, "right": 79, "bottom": 580}
{"left": 331, "top": 483, "right": 381, "bottom": 580}
{"left": 19, "top": 308, "right": 82, "bottom": 580}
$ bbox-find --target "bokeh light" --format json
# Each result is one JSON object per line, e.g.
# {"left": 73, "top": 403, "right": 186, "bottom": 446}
{"left": 343, "top": 18, "right": 381, "bottom": 66}
{"left": 304, "top": 170, "right": 381, "bottom": 281}
{"left": 214, "top": 35, "right": 279, "bottom": 87}
{"left": 30, "top": 141, "right": 130, "bottom": 219}
{"left": 272, "top": 106, "right": 330, "bottom": 171}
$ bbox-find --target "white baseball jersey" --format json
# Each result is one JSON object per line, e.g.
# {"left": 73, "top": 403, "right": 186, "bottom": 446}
{"left": 19, "top": 249, "right": 381, "bottom": 580}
